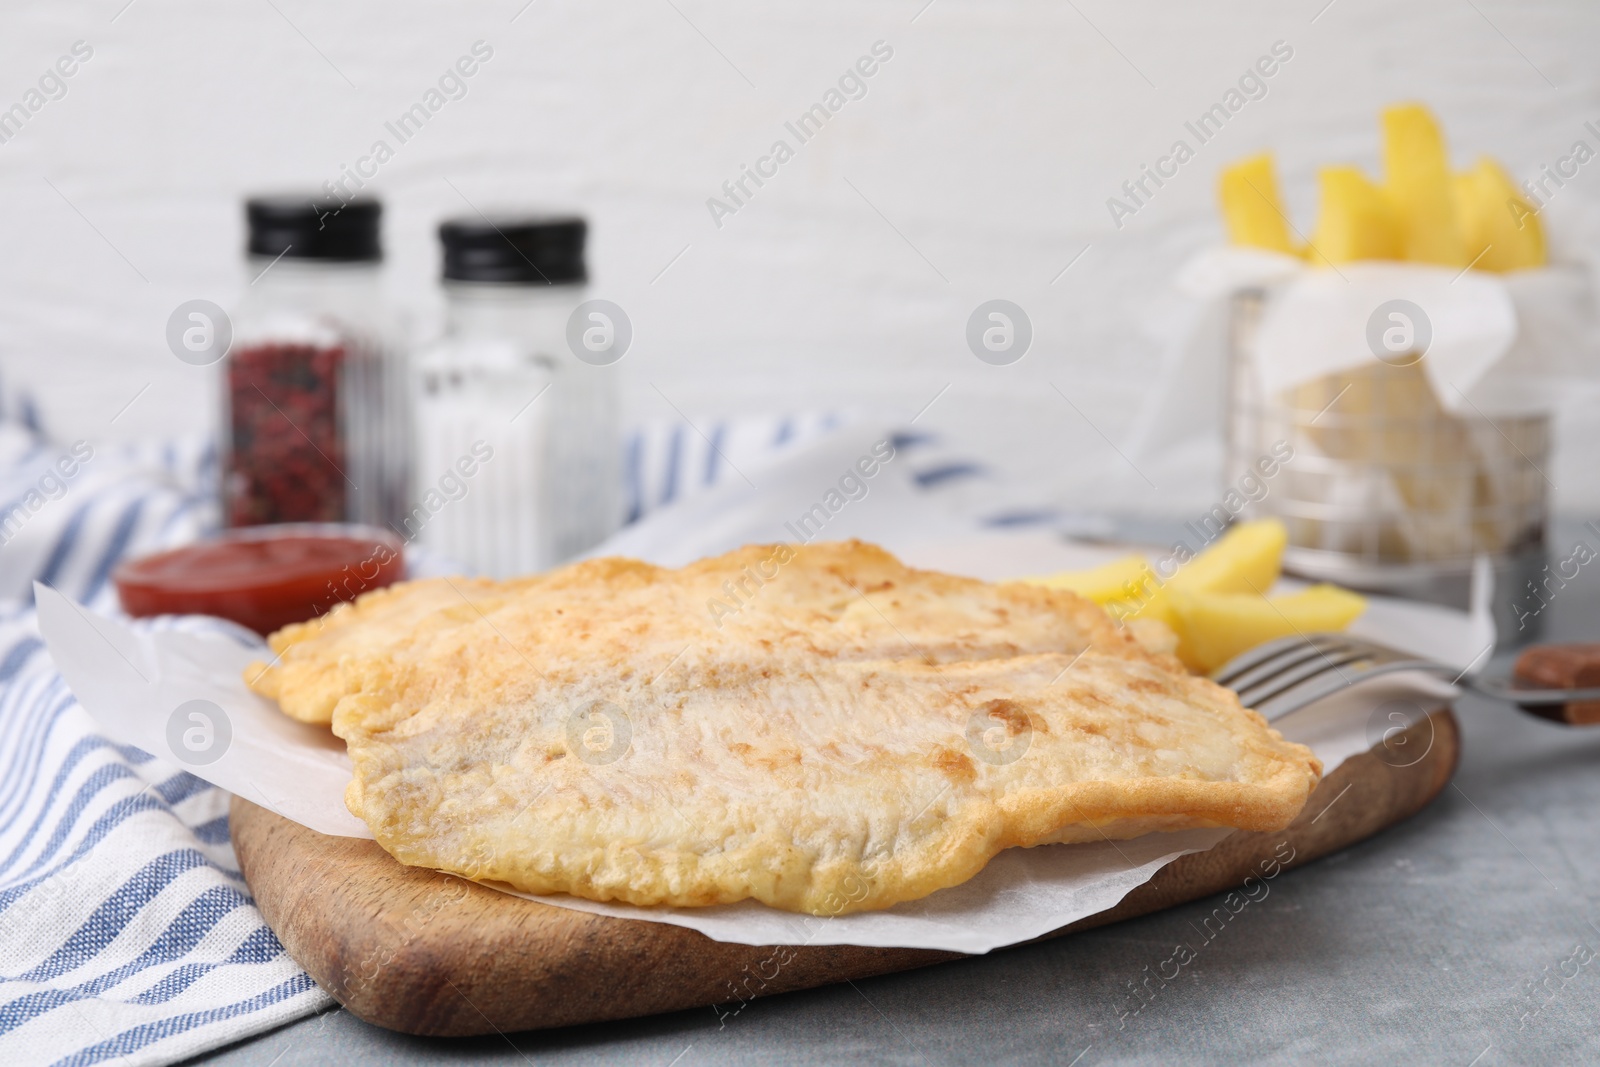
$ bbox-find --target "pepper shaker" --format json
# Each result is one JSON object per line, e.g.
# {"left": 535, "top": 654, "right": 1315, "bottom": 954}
{"left": 223, "top": 197, "right": 410, "bottom": 529}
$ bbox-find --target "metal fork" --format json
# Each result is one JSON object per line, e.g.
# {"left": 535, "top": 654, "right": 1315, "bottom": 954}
{"left": 1210, "top": 633, "right": 1600, "bottom": 722}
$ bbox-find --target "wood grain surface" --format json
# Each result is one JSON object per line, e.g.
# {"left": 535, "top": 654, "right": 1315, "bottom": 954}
{"left": 231, "top": 708, "right": 1459, "bottom": 1037}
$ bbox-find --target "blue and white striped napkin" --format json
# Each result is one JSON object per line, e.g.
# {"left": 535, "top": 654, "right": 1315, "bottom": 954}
{"left": 0, "top": 404, "right": 999, "bottom": 1067}
{"left": 0, "top": 608, "right": 329, "bottom": 1066}
{"left": 0, "top": 411, "right": 327, "bottom": 1067}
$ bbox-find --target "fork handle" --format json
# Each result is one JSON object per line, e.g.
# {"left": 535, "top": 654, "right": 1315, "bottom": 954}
{"left": 1512, "top": 644, "right": 1600, "bottom": 726}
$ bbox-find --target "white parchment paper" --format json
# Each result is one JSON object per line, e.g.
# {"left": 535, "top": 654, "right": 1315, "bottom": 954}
{"left": 36, "top": 569, "right": 1481, "bottom": 955}
{"left": 1173, "top": 248, "right": 1599, "bottom": 418}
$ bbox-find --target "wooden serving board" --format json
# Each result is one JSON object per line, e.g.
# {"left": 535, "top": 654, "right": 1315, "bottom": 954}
{"left": 231, "top": 708, "right": 1459, "bottom": 1037}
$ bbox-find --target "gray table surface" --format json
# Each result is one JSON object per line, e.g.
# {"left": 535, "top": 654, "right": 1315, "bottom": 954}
{"left": 192, "top": 523, "right": 1600, "bottom": 1067}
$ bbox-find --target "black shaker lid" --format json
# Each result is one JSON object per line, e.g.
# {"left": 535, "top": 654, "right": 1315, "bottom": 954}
{"left": 246, "top": 196, "right": 382, "bottom": 261}
{"left": 439, "top": 215, "right": 587, "bottom": 284}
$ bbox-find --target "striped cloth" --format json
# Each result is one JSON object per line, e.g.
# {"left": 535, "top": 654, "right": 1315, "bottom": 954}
{"left": 0, "top": 610, "right": 327, "bottom": 1066}
{"left": 622, "top": 410, "right": 847, "bottom": 524}
{"left": 0, "top": 417, "right": 321, "bottom": 1067}
{"left": 0, "top": 406, "right": 997, "bottom": 1066}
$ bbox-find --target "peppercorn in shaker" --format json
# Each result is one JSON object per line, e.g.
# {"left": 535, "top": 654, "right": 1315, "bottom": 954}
{"left": 224, "top": 198, "right": 409, "bottom": 528}
{"left": 410, "top": 215, "right": 621, "bottom": 576}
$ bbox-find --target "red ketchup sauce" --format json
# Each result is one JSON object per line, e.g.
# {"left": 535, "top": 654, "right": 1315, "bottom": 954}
{"left": 113, "top": 526, "right": 404, "bottom": 636}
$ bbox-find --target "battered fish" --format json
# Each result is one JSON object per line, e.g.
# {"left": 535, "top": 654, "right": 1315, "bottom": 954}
{"left": 247, "top": 541, "right": 1320, "bottom": 915}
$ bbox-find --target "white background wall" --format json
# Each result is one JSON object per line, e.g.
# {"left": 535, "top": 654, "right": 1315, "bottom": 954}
{"left": 2, "top": 0, "right": 1597, "bottom": 517}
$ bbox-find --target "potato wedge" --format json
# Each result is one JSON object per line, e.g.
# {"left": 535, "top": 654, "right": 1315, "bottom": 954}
{"left": 1454, "top": 157, "right": 1546, "bottom": 272}
{"left": 1023, "top": 520, "right": 1290, "bottom": 636}
{"left": 1220, "top": 153, "right": 1299, "bottom": 255}
{"left": 1167, "top": 519, "right": 1289, "bottom": 597}
{"left": 1168, "top": 584, "right": 1368, "bottom": 674}
{"left": 1022, "top": 555, "right": 1175, "bottom": 627}
{"left": 1105, "top": 588, "right": 1177, "bottom": 628}
{"left": 1024, "top": 553, "right": 1155, "bottom": 603}
{"left": 1309, "top": 165, "right": 1403, "bottom": 265}
{"left": 1382, "top": 103, "right": 1467, "bottom": 266}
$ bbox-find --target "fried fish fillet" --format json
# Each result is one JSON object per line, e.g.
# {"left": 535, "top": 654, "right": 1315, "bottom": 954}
{"left": 247, "top": 541, "right": 1320, "bottom": 915}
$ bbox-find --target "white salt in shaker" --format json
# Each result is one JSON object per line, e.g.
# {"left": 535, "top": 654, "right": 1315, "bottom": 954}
{"left": 409, "top": 216, "right": 621, "bottom": 576}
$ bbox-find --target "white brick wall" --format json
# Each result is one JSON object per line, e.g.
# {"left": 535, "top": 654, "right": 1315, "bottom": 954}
{"left": 2, "top": 0, "right": 1596, "bottom": 516}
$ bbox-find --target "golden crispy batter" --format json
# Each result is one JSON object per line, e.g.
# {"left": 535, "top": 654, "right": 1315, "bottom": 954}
{"left": 248, "top": 576, "right": 522, "bottom": 724}
{"left": 247, "top": 541, "right": 1320, "bottom": 915}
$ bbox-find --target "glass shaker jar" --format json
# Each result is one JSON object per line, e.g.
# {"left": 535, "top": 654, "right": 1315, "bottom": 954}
{"left": 223, "top": 197, "right": 409, "bottom": 529}
{"left": 410, "top": 215, "right": 621, "bottom": 576}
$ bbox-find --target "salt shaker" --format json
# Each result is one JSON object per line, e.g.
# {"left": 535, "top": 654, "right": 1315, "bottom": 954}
{"left": 410, "top": 215, "right": 621, "bottom": 576}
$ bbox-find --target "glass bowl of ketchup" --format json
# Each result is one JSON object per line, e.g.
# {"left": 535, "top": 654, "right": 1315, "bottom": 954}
{"left": 113, "top": 524, "right": 405, "bottom": 636}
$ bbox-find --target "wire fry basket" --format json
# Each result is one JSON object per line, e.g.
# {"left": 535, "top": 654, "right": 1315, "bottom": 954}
{"left": 1226, "top": 289, "right": 1549, "bottom": 599}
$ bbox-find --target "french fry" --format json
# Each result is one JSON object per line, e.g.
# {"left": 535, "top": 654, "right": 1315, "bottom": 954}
{"left": 1024, "top": 554, "right": 1153, "bottom": 602}
{"left": 1022, "top": 520, "right": 1291, "bottom": 645}
{"left": 1308, "top": 165, "right": 1403, "bottom": 265}
{"left": 1382, "top": 103, "right": 1467, "bottom": 266}
{"left": 1165, "top": 518, "right": 1288, "bottom": 596}
{"left": 1167, "top": 584, "right": 1368, "bottom": 674}
{"left": 1020, "top": 554, "right": 1175, "bottom": 625}
{"left": 1219, "top": 153, "right": 1299, "bottom": 255}
{"left": 1454, "top": 157, "right": 1547, "bottom": 272}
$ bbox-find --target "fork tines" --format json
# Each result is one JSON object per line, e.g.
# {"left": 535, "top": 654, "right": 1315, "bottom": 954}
{"left": 1211, "top": 634, "right": 1378, "bottom": 716}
